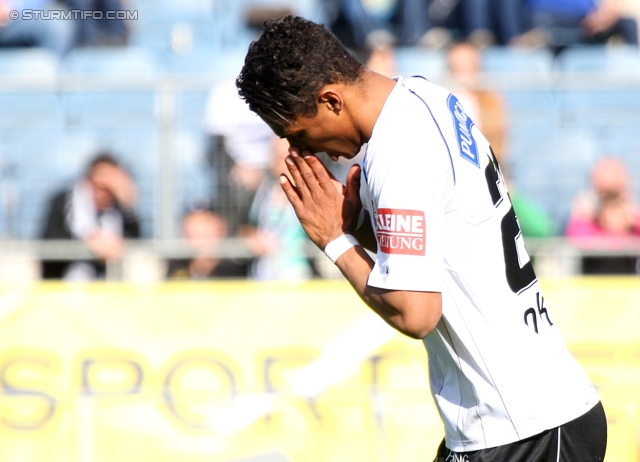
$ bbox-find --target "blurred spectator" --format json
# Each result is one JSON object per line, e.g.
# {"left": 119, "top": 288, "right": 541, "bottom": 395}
{"left": 240, "top": 137, "right": 314, "bottom": 282}
{"left": 566, "top": 156, "right": 640, "bottom": 273}
{"left": 205, "top": 80, "right": 272, "bottom": 234}
{"left": 515, "top": 0, "right": 638, "bottom": 50}
{"left": 487, "top": 0, "right": 526, "bottom": 45}
{"left": 324, "top": 0, "right": 500, "bottom": 51}
{"left": 323, "top": 0, "right": 431, "bottom": 52}
{"left": 364, "top": 42, "right": 398, "bottom": 78}
{"left": 427, "top": 0, "right": 496, "bottom": 47}
{"left": 63, "top": 0, "right": 129, "bottom": 47}
{"left": 447, "top": 41, "right": 507, "bottom": 163}
{"left": 0, "top": 0, "right": 74, "bottom": 55}
{"left": 510, "top": 188, "right": 557, "bottom": 237}
{"left": 167, "top": 208, "right": 248, "bottom": 280}
{"left": 41, "top": 152, "right": 140, "bottom": 280}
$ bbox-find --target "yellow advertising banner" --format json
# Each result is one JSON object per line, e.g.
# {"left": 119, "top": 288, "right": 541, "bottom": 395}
{"left": 0, "top": 278, "right": 638, "bottom": 462}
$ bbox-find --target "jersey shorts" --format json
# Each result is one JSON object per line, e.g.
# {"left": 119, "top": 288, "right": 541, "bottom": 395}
{"left": 433, "top": 402, "right": 607, "bottom": 462}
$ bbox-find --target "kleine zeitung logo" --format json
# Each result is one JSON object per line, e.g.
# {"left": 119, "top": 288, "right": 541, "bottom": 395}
{"left": 376, "top": 208, "right": 426, "bottom": 256}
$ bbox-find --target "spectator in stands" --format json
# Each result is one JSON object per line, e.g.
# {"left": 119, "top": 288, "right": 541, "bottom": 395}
{"left": 0, "top": 0, "right": 74, "bottom": 55}
{"left": 204, "top": 80, "right": 272, "bottom": 234}
{"left": 63, "top": 0, "right": 129, "bottom": 47}
{"left": 566, "top": 156, "right": 640, "bottom": 273}
{"left": 510, "top": 188, "right": 557, "bottom": 237}
{"left": 323, "top": 0, "right": 431, "bottom": 52}
{"left": 324, "top": 0, "right": 498, "bottom": 51}
{"left": 167, "top": 208, "right": 248, "bottom": 280}
{"left": 240, "top": 137, "right": 314, "bottom": 281}
{"left": 41, "top": 152, "right": 140, "bottom": 280}
{"left": 363, "top": 40, "right": 398, "bottom": 78}
{"left": 428, "top": 0, "right": 497, "bottom": 47}
{"left": 489, "top": 0, "right": 531, "bottom": 45}
{"left": 447, "top": 41, "right": 507, "bottom": 162}
{"left": 515, "top": 0, "right": 638, "bottom": 50}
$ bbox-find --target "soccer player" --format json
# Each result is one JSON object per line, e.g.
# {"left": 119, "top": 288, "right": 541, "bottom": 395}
{"left": 236, "top": 16, "right": 606, "bottom": 461}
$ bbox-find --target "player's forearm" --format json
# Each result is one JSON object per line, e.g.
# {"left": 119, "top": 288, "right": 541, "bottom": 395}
{"left": 334, "top": 245, "right": 441, "bottom": 339}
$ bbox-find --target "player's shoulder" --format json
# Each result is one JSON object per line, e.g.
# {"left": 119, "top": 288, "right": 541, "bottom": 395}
{"left": 402, "top": 76, "right": 452, "bottom": 103}
{"left": 394, "top": 76, "right": 458, "bottom": 128}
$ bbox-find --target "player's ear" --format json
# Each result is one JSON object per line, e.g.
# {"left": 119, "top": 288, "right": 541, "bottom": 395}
{"left": 317, "top": 88, "right": 343, "bottom": 114}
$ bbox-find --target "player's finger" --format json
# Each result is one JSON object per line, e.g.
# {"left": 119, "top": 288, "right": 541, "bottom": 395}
{"left": 285, "top": 154, "right": 313, "bottom": 201}
{"left": 279, "top": 174, "right": 303, "bottom": 208}
{"left": 289, "top": 151, "right": 324, "bottom": 199}
{"left": 289, "top": 146, "right": 301, "bottom": 157}
{"left": 302, "top": 152, "right": 340, "bottom": 192}
{"left": 344, "top": 164, "right": 362, "bottom": 206}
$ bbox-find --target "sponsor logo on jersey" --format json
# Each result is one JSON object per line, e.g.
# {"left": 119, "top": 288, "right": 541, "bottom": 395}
{"left": 447, "top": 94, "right": 479, "bottom": 168}
{"left": 375, "top": 208, "right": 426, "bottom": 256}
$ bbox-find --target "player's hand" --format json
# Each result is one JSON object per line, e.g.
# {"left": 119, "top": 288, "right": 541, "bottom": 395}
{"left": 279, "top": 149, "right": 362, "bottom": 249}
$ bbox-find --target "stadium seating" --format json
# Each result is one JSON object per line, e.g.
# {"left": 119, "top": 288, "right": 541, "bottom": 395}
{"left": 555, "top": 45, "right": 640, "bottom": 74}
{"left": 171, "top": 129, "right": 213, "bottom": 215}
{"left": 0, "top": 48, "right": 59, "bottom": 82}
{"left": 0, "top": 91, "right": 62, "bottom": 131}
{"left": 508, "top": 127, "right": 598, "bottom": 227}
{"left": 0, "top": 49, "right": 62, "bottom": 131}
{"left": 502, "top": 89, "right": 559, "bottom": 128}
{"left": 559, "top": 88, "right": 640, "bottom": 129}
{"left": 482, "top": 46, "right": 555, "bottom": 76}
{"left": 162, "top": 46, "right": 247, "bottom": 78}
{"left": 0, "top": 49, "right": 63, "bottom": 237}
{"left": 1, "top": 128, "right": 65, "bottom": 238}
{"left": 395, "top": 47, "right": 446, "bottom": 81}
{"left": 60, "top": 48, "right": 157, "bottom": 129}
{"left": 61, "top": 47, "right": 157, "bottom": 78}
{"left": 2, "top": 1, "right": 640, "bottom": 240}
{"left": 130, "top": 6, "right": 220, "bottom": 55}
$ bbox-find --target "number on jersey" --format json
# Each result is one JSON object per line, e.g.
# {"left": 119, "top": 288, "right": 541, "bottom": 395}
{"left": 484, "top": 150, "right": 537, "bottom": 295}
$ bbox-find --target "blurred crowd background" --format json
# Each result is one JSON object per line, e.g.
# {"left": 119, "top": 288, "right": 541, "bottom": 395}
{"left": 1, "top": 0, "right": 640, "bottom": 282}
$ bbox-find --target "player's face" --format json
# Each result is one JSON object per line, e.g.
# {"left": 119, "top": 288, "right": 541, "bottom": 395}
{"left": 266, "top": 111, "right": 362, "bottom": 161}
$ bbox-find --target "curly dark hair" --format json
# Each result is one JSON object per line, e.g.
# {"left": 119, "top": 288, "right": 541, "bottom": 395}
{"left": 236, "top": 15, "right": 364, "bottom": 127}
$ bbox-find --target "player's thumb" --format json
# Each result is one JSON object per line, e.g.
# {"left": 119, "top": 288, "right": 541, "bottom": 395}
{"left": 345, "top": 164, "right": 362, "bottom": 206}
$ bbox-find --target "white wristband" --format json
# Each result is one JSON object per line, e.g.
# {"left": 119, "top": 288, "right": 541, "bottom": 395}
{"left": 324, "top": 234, "right": 359, "bottom": 264}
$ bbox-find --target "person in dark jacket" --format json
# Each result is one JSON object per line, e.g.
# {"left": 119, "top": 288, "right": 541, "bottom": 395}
{"left": 167, "top": 207, "right": 248, "bottom": 280}
{"left": 41, "top": 152, "right": 140, "bottom": 280}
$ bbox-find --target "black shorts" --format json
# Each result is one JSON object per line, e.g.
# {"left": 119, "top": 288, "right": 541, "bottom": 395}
{"left": 433, "top": 402, "right": 607, "bottom": 462}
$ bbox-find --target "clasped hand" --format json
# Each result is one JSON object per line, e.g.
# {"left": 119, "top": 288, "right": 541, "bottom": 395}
{"left": 279, "top": 149, "right": 362, "bottom": 250}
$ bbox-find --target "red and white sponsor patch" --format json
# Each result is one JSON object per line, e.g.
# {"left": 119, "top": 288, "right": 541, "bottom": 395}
{"left": 375, "top": 208, "right": 426, "bottom": 256}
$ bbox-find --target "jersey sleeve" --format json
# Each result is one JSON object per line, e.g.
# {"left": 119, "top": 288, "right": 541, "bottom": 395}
{"left": 366, "top": 116, "right": 453, "bottom": 293}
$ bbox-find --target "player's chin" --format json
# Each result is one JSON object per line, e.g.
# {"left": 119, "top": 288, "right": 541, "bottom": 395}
{"left": 326, "top": 150, "right": 355, "bottom": 161}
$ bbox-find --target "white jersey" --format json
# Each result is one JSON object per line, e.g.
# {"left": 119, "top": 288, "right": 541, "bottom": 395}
{"left": 362, "top": 76, "right": 599, "bottom": 452}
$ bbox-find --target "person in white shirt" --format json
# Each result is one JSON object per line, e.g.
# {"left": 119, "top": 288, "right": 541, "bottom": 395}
{"left": 236, "top": 15, "right": 606, "bottom": 461}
